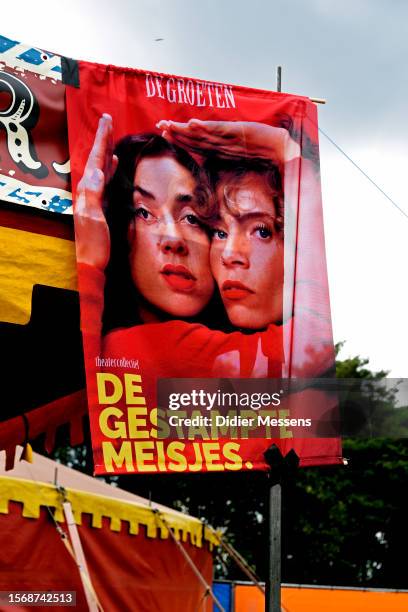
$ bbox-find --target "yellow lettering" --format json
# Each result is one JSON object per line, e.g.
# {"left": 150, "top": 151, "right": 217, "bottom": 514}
{"left": 167, "top": 441, "right": 187, "bottom": 472}
{"left": 149, "top": 408, "right": 170, "bottom": 439}
{"left": 240, "top": 410, "right": 259, "bottom": 438}
{"left": 202, "top": 442, "right": 224, "bottom": 471}
{"left": 188, "top": 410, "right": 210, "bottom": 439}
{"left": 97, "top": 373, "right": 123, "bottom": 404}
{"left": 99, "top": 407, "right": 127, "bottom": 438}
{"left": 278, "top": 409, "right": 293, "bottom": 439}
{"left": 134, "top": 441, "right": 157, "bottom": 472}
{"left": 124, "top": 373, "right": 145, "bottom": 404}
{"left": 102, "top": 441, "right": 133, "bottom": 472}
{"left": 223, "top": 442, "right": 243, "bottom": 471}
{"left": 188, "top": 443, "right": 203, "bottom": 472}
{"left": 128, "top": 406, "right": 149, "bottom": 438}
{"left": 156, "top": 441, "right": 167, "bottom": 471}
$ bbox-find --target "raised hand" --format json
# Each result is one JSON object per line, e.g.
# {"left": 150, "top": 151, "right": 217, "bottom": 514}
{"left": 74, "top": 114, "right": 118, "bottom": 271}
{"left": 156, "top": 118, "right": 300, "bottom": 164}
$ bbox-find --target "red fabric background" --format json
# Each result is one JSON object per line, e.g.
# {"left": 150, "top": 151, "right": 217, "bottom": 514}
{"left": 0, "top": 502, "right": 213, "bottom": 611}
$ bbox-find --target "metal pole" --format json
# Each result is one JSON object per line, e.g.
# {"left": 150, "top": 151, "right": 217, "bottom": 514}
{"left": 266, "top": 481, "right": 281, "bottom": 612}
{"left": 277, "top": 66, "right": 282, "bottom": 92}
{"left": 264, "top": 445, "right": 298, "bottom": 612}
{"left": 275, "top": 66, "right": 326, "bottom": 102}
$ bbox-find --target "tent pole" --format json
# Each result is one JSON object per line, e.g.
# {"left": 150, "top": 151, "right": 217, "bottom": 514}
{"left": 62, "top": 498, "right": 102, "bottom": 612}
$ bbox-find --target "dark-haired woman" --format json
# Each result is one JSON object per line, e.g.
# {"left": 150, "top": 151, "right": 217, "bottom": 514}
{"left": 76, "top": 114, "right": 216, "bottom": 334}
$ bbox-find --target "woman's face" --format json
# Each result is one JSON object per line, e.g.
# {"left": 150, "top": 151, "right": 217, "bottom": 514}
{"left": 210, "top": 172, "right": 284, "bottom": 329}
{"left": 129, "top": 155, "right": 214, "bottom": 319}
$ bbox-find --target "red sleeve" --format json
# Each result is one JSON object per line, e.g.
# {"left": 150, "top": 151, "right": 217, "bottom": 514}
{"left": 76, "top": 263, "right": 105, "bottom": 337}
{"left": 104, "top": 320, "right": 283, "bottom": 379}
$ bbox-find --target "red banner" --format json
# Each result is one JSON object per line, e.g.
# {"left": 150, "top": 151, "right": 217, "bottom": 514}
{"left": 66, "top": 61, "right": 342, "bottom": 474}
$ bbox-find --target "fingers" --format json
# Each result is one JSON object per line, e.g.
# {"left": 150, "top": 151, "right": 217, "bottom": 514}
{"left": 156, "top": 119, "right": 189, "bottom": 134}
{"left": 102, "top": 117, "right": 121, "bottom": 183}
{"left": 109, "top": 154, "right": 119, "bottom": 181}
{"left": 158, "top": 119, "right": 216, "bottom": 154}
{"left": 84, "top": 169, "right": 105, "bottom": 218}
{"left": 157, "top": 119, "right": 277, "bottom": 160}
{"left": 76, "top": 167, "right": 105, "bottom": 217}
{"left": 85, "top": 114, "right": 113, "bottom": 176}
{"left": 87, "top": 168, "right": 105, "bottom": 194}
{"left": 161, "top": 130, "right": 210, "bottom": 154}
{"left": 156, "top": 120, "right": 171, "bottom": 130}
{"left": 77, "top": 114, "right": 116, "bottom": 213}
{"left": 157, "top": 118, "right": 204, "bottom": 135}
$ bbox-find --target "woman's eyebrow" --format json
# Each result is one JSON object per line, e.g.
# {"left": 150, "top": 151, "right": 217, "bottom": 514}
{"left": 133, "top": 184, "right": 155, "bottom": 199}
{"left": 228, "top": 211, "right": 276, "bottom": 223}
{"left": 176, "top": 193, "right": 194, "bottom": 203}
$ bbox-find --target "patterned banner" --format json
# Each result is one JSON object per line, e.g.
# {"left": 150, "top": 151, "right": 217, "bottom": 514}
{"left": 0, "top": 34, "right": 71, "bottom": 214}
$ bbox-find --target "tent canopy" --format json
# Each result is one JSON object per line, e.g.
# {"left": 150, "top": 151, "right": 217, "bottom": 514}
{"left": 0, "top": 448, "right": 220, "bottom": 548}
{"left": 0, "top": 449, "right": 217, "bottom": 611}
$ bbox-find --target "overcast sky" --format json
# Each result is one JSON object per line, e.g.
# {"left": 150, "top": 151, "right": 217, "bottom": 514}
{"left": 3, "top": 0, "right": 407, "bottom": 375}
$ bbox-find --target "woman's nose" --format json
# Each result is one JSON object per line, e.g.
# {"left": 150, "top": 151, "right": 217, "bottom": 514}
{"left": 221, "top": 232, "right": 249, "bottom": 268}
{"left": 158, "top": 219, "right": 189, "bottom": 256}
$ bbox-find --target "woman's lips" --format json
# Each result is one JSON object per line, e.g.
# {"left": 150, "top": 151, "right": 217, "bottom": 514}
{"left": 222, "top": 280, "right": 254, "bottom": 300}
{"left": 161, "top": 264, "right": 197, "bottom": 292}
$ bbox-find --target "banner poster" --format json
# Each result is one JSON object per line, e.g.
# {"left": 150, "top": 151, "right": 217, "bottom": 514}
{"left": 66, "top": 61, "right": 343, "bottom": 475}
{"left": 0, "top": 34, "right": 71, "bottom": 214}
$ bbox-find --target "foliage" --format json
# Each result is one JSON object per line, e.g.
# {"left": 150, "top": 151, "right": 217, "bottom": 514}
{"left": 282, "top": 438, "right": 408, "bottom": 587}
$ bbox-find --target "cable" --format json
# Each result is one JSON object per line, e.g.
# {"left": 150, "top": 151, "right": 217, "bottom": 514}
{"left": 318, "top": 126, "right": 408, "bottom": 221}
{"left": 218, "top": 534, "right": 265, "bottom": 594}
{"left": 152, "top": 508, "right": 226, "bottom": 612}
